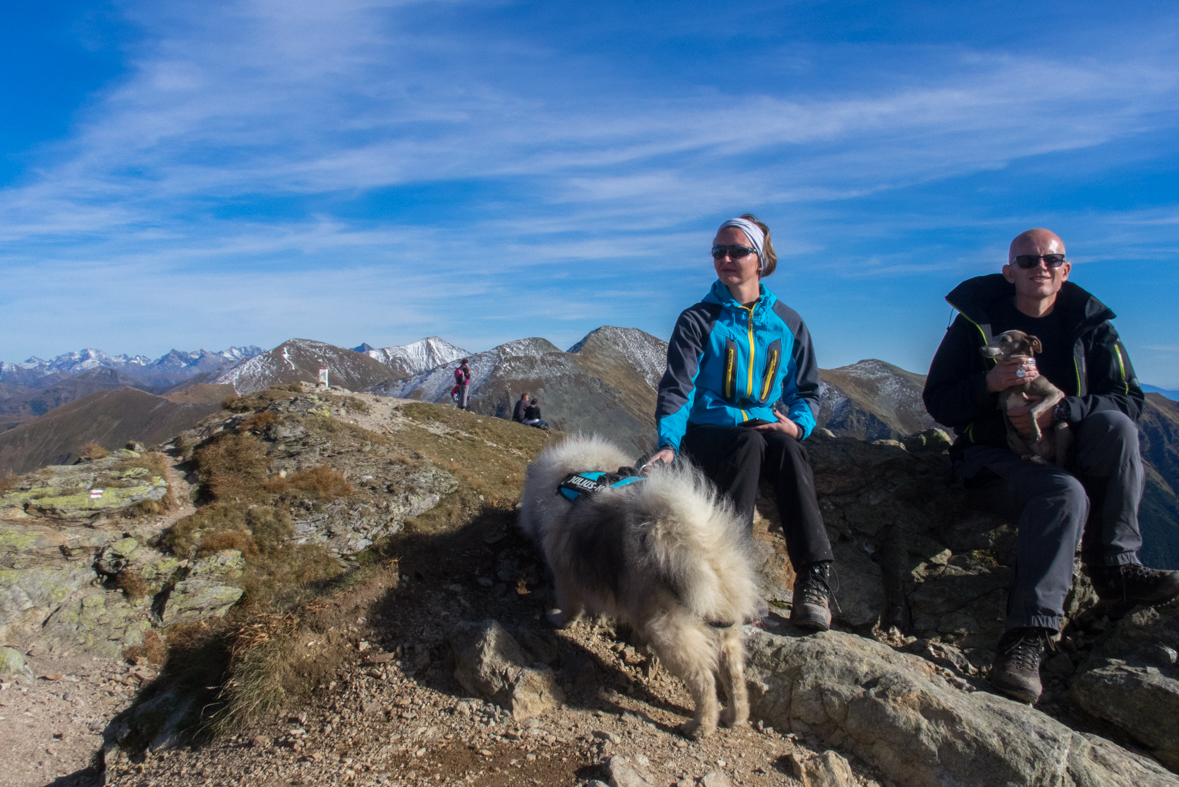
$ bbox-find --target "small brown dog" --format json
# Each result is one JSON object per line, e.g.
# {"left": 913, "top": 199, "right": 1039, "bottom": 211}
{"left": 980, "top": 330, "right": 1072, "bottom": 466}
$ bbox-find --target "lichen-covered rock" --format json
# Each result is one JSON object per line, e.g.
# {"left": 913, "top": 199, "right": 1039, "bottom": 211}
{"left": 0, "top": 646, "right": 30, "bottom": 677}
{"left": 40, "top": 589, "right": 153, "bottom": 657}
{"left": 0, "top": 561, "right": 98, "bottom": 645}
{"left": 1, "top": 451, "right": 168, "bottom": 521}
{"left": 745, "top": 628, "right": 1178, "bottom": 787}
{"left": 292, "top": 463, "right": 457, "bottom": 555}
{"left": 1071, "top": 603, "right": 1179, "bottom": 769}
{"left": 161, "top": 550, "right": 245, "bottom": 626}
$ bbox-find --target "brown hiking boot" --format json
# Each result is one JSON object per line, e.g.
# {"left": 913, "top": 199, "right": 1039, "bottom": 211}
{"left": 790, "top": 561, "right": 832, "bottom": 631}
{"left": 988, "top": 627, "right": 1054, "bottom": 704}
{"left": 1089, "top": 563, "right": 1179, "bottom": 606}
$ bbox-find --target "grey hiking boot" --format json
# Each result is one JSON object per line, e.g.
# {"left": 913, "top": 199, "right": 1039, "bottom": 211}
{"left": 790, "top": 561, "right": 832, "bottom": 631}
{"left": 988, "top": 627, "right": 1054, "bottom": 704}
{"left": 1089, "top": 563, "right": 1179, "bottom": 606}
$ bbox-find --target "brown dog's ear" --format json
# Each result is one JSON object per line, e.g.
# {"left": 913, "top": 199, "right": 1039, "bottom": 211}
{"left": 1030, "top": 336, "right": 1042, "bottom": 355}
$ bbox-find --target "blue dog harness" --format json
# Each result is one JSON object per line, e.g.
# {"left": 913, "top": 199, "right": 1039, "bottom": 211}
{"left": 557, "top": 471, "right": 645, "bottom": 502}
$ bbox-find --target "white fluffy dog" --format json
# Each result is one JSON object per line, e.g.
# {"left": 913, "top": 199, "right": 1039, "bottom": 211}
{"left": 518, "top": 435, "right": 761, "bottom": 738}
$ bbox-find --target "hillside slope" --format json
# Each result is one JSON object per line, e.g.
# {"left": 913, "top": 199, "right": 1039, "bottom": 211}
{"left": 0, "top": 388, "right": 223, "bottom": 476}
{"left": 214, "top": 339, "right": 403, "bottom": 394}
{"left": 0, "top": 368, "right": 160, "bottom": 433}
{"left": 374, "top": 334, "right": 659, "bottom": 457}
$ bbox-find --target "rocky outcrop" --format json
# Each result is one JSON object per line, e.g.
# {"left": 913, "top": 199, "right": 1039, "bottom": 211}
{"left": 1070, "top": 602, "right": 1179, "bottom": 769}
{"left": 745, "top": 628, "right": 1178, "bottom": 787}
{"left": 0, "top": 451, "right": 243, "bottom": 658}
{"left": 449, "top": 619, "right": 565, "bottom": 722}
{"left": 791, "top": 429, "right": 1038, "bottom": 655}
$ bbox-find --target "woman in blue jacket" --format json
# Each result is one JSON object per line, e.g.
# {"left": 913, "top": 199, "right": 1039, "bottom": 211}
{"left": 645, "top": 215, "right": 833, "bottom": 630}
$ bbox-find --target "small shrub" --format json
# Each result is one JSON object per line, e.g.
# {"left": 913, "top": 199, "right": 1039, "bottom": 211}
{"left": 0, "top": 474, "right": 17, "bottom": 494}
{"left": 238, "top": 410, "right": 276, "bottom": 434}
{"left": 123, "top": 629, "right": 167, "bottom": 666}
{"left": 341, "top": 396, "right": 369, "bottom": 414}
{"left": 79, "top": 443, "right": 109, "bottom": 460}
{"left": 162, "top": 503, "right": 250, "bottom": 556}
{"left": 246, "top": 506, "right": 292, "bottom": 554}
{"left": 115, "top": 569, "right": 150, "bottom": 601}
{"left": 197, "top": 530, "right": 259, "bottom": 558}
{"left": 195, "top": 434, "right": 271, "bottom": 501}
{"left": 281, "top": 466, "right": 352, "bottom": 500}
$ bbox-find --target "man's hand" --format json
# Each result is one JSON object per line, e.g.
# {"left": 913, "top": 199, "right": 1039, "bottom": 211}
{"left": 641, "top": 448, "right": 676, "bottom": 476}
{"left": 752, "top": 408, "right": 802, "bottom": 439}
{"left": 1006, "top": 396, "right": 1054, "bottom": 437}
{"left": 986, "top": 356, "right": 1039, "bottom": 392}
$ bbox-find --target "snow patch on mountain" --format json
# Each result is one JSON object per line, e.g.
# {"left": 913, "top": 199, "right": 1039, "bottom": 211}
{"left": 361, "top": 337, "right": 469, "bottom": 376}
{"left": 378, "top": 337, "right": 562, "bottom": 402}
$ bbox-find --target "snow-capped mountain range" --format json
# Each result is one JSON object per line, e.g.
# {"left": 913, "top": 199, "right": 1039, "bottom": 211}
{"left": 0, "top": 346, "right": 264, "bottom": 388}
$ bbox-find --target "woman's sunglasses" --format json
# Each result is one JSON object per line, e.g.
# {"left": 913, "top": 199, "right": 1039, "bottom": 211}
{"left": 711, "top": 245, "right": 757, "bottom": 260}
{"left": 1013, "top": 254, "right": 1066, "bottom": 269}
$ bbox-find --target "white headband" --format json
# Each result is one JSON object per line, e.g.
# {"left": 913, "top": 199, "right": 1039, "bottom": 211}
{"left": 717, "top": 217, "right": 766, "bottom": 272}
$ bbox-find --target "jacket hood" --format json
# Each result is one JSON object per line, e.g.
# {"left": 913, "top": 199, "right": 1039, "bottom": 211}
{"left": 945, "top": 273, "right": 1115, "bottom": 334}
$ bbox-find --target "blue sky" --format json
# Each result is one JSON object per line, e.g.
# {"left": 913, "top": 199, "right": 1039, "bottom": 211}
{"left": 2, "top": 1, "right": 1178, "bottom": 385}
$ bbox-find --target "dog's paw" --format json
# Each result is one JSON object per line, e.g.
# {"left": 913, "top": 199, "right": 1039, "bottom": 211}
{"left": 719, "top": 706, "right": 748, "bottom": 729}
{"left": 679, "top": 719, "right": 716, "bottom": 740}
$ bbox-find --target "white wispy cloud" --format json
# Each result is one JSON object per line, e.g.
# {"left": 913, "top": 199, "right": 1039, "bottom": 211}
{"left": 2, "top": 0, "right": 1178, "bottom": 380}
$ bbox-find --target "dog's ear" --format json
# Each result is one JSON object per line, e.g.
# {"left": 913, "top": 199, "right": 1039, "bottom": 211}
{"left": 1030, "top": 336, "right": 1042, "bottom": 355}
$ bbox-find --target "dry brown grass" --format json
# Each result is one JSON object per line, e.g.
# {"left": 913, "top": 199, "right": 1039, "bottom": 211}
{"left": 194, "top": 434, "right": 271, "bottom": 502}
{"left": 267, "top": 465, "right": 353, "bottom": 500}
{"left": 115, "top": 569, "right": 150, "bottom": 601}
{"left": 79, "top": 443, "right": 109, "bottom": 460}
{"left": 197, "top": 530, "right": 258, "bottom": 558}
{"left": 238, "top": 410, "right": 276, "bottom": 434}
{"left": 123, "top": 629, "right": 167, "bottom": 667}
{"left": 0, "top": 474, "right": 17, "bottom": 494}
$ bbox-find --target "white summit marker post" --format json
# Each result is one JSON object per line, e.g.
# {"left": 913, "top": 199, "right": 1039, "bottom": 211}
{"left": 318, "top": 367, "right": 329, "bottom": 390}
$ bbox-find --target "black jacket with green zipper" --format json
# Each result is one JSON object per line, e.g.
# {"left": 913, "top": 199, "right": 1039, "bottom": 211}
{"left": 922, "top": 274, "right": 1144, "bottom": 453}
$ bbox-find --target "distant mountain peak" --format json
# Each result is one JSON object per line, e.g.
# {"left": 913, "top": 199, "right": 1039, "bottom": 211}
{"left": 361, "top": 336, "right": 469, "bottom": 377}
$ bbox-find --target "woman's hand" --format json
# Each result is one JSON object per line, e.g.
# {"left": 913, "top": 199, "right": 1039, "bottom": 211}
{"left": 641, "top": 448, "right": 676, "bottom": 476}
{"left": 753, "top": 409, "right": 801, "bottom": 439}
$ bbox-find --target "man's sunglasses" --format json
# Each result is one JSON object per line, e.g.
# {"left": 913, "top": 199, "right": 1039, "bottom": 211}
{"left": 1013, "top": 254, "right": 1067, "bottom": 269}
{"left": 711, "top": 245, "right": 757, "bottom": 259}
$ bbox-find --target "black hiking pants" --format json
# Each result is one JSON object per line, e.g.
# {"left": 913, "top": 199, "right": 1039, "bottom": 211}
{"left": 680, "top": 422, "right": 833, "bottom": 571}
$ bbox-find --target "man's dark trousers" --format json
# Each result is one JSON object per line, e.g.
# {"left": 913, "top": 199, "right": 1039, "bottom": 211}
{"left": 963, "top": 410, "right": 1145, "bottom": 631}
{"left": 681, "top": 422, "right": 833, "bottom": 571}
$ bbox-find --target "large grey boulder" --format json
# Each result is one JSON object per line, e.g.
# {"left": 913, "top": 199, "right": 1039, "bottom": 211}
{"left": 745, "top": 628, "right": 1177, "bottom": 786}
{"left": 1071, "top": 603, "right": 1179, "bottom": 769}
{"left": 449, "top": 619, "right": 564, "bottom": 721}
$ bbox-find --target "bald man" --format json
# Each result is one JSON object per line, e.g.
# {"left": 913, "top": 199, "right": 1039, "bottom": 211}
{"left": 923, "top": 228, "right": 1179, "bottom": 704}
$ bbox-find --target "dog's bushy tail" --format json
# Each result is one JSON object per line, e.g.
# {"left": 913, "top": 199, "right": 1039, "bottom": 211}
{"left": 628, "top": 464, "right": 761, "bottom": 626}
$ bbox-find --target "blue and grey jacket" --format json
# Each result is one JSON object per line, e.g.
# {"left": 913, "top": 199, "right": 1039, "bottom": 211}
{"left": 656, "top": 280, "right": 821, "bottom": 452}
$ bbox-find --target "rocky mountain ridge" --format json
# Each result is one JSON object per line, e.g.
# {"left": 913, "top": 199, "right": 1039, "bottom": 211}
{"left": 3, "top": 388, "right": 1178, "bottom": 787}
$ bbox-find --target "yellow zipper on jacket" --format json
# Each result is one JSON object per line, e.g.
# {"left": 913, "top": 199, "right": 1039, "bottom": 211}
{"left": 743, "top": 304, "right": 756, "bottom": 399}
{"left": 1114, "top": 344, "right": 1129, "bottom": 395}
{"left": 760, "top": 349, "right": 780, "bottom": 401}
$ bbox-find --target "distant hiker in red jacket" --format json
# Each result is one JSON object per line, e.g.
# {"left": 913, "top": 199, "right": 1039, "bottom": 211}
{"left": 453, "top": 359, "right": 471, "bottom": 410}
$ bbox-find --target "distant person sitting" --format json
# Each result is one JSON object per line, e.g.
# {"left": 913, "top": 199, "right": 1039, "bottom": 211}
{"left": 513, "top": 392, "right": 531, "bottom": 423}
{"left": 454, "top": 359, "right": 471, "bottom": 410}
{"left": 522, "top": 398, "right": 550, "bottom": 430}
